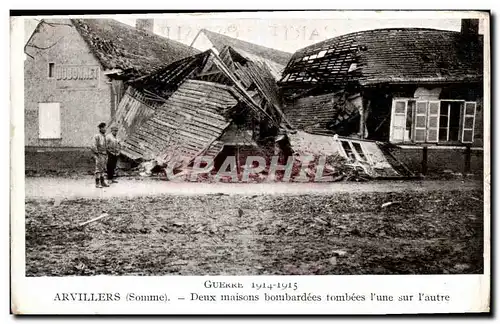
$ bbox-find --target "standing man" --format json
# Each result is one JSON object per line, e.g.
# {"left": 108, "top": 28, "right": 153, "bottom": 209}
{"left": 91, "top": 122, "right": 109, "bottom": 188}
{"left": 106, "top": 125, "right": 121, "bottom": 183}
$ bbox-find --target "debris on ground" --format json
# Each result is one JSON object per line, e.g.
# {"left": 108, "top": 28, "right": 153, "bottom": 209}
{"left": 25, "top": 189, "right": 484, "bottom": 276}
{"left": 381, "top": 201, "right": 401, "bottom": 208}
{"left": 332, "top": 250, "right": 348, "bottom": 257}
{"left": 79, "top": 213, "right": 110, "bottom": 227}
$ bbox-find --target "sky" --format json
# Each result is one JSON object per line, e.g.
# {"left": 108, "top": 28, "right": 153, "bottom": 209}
{"left": 24, "top": 12, "right": 485, "bottom": 54}
{"left": 116, "top": 17, "right": 463, "bottom": 53}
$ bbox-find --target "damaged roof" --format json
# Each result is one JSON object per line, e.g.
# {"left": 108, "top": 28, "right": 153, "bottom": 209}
{"left": 71, "top": 19, "right": 200, "bottom": 77}
{"left": 129, "top": 46, "right": 289, "bottom": 129}
{"left": 199, "top": 29, "right": 292, "bottom": 66}
{"left": 114, "top": 45, "right": 293, "bottom": 164}
{"left": 120, "top": 79, "right": 237, "bottom": 162}
{"left": 280, "top": 28, "right": 483, "bottom": 88}
{"left": 129, "top": 51, "right": 211, "bottom": 99}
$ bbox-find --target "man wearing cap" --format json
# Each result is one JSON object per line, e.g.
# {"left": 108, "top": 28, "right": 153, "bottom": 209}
{"left": 91, "top": 122, "right": 109, "bottom": 188}
{"left": 106, "top": 125, "right": 121, "bottom": 183}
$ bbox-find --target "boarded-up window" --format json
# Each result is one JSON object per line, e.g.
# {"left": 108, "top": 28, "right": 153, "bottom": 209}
{"left": 38, "top": 103, "right": 61, "bottom": 139}
{"left": 462, "top": 102, "right": 477, "bottom": 143}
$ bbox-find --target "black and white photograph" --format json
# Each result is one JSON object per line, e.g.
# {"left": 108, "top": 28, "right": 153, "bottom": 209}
{"left": 10, "top": 9, "right": 490, "bottom": 315}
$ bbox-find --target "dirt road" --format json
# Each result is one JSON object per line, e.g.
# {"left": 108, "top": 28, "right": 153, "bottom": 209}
{"left": 24, "top": 177, "right": 484, "bottom": 276}
{"left": 25, "top": 177, "right": 483, "bottom": 199}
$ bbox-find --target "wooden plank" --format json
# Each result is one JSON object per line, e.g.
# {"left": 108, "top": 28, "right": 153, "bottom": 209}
{"left": 123, "top": 138, "right": 156, "bottom": 157}
{"left": 175, "top": 128, "right": 212, "bottom": 144}
{"left": 179, "top": 81, "right": 231, "bottom": 99}
{"left": 150, "top": 117, "right": 178, "bottom": 130}
{"left": 183, "top": 79, "right": 235, "bottom": 93}
{"left": 183, "top": 112, "right": 228, "bottom": 128}
{"left": 176, "top": 138, "right": 209, "bottom": 153}
{"left": 175, "top": 85, "right": 237, "bottom": 103}
{"left": 166, "top": 99, "right": 228, "bottom": 122}
{"left": 167, "top": 99, "right": 228, "bottom": 118}
{"left": 131, "top": 124, "right": 170, "bottom": 145}
{"left": 127, "top": 132, "right": 163, "bottom": 152}
{"left": 171, "top": 91, "right": 237, "bottom": 111}
{"left": 140, "top": 123, "right": 174, "bottom": 143}
{"left": 171, "top": 129, "right": 212, "bottom": 146}
{"left": 183, "top": 121, "right": 225, "bottom": 138}
{"left": 176, "top": 120, "right": 223, "bottom": 138}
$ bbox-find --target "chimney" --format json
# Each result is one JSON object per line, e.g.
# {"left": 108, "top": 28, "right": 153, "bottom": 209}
{"left": 136, "top": 19, "right": 154, "bottom": 33}
{"left": 461, "top": 19, "right": 479, "bottom": 36}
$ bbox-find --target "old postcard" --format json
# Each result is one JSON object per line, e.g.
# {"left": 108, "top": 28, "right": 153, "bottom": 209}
{"left": 10, "top": 10, "right": 490, "bottom": 315}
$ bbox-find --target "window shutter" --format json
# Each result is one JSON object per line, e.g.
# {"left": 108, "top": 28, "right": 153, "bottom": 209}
{"left": 390, "top": 100, "right": 407, "bottom": 143}
{"left": 462, "top": 102, "right": 476, "bottom": 143}
{"left": 414, "top": 101, "right": 428, "bottom": 142}
{"left": 426, "top": 101, "right": 440, "bottom": 142}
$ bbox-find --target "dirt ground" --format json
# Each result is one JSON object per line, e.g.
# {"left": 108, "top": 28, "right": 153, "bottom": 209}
{"left": 25, "top": 178, "right": 484, "bottom": 276}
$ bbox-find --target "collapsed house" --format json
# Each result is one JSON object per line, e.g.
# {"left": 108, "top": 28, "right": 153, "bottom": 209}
{"left": 278, "top": 19, "right": 484, "bottom": 175}
{"left": 110, "top": 46, "right": 294, "bottom": 178}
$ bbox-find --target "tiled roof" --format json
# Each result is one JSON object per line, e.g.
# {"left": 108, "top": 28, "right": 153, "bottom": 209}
{"left": 71, "top": 19, "right": 200, "bottom": 77}
{"left": 130, "top": 51, "right": 211, "bottom": 98}
{"left": 200, "top": 29, "right": 292, "bottom": 66}
{"left": 280, "top": 28, "right": 483, "bottom": 87}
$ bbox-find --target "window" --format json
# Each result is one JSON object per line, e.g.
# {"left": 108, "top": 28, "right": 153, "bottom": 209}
{"left": 440, "top": 101, "right": 462, "bottom": 141}
{"left": 352, "top": 142, "right": 367, "bottom": 162}
{"left": 48, "top": 63, "right": 55, "bottom": 78}
{"left": 390, "top": 98, "right": 477, "bottom": 144}
{"left": 341, "top": 140, "right": 354, "bottom": 159}
{"left": 38, "top": 103, "right": 61, "bottom": 139}
{"left": 439, "top": 102, "right": 450, "bottom": 141}
{"left": 340, "top": 140, "right": 370, "bottom": 163}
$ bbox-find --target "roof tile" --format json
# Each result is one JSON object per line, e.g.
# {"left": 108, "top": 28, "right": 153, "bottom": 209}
{"left": 280, "top": 28, "right": 483, "bottom": 87}
{"left": 71, "top": 19, "right": 200, "bottom": 77}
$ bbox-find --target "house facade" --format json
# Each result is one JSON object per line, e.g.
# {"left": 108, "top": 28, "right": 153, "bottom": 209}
{"left": 24, "top": 18, "right": 199, "bottom": 172}
{"left": 279, "top": 19, "right": 485, "bottom": 174}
